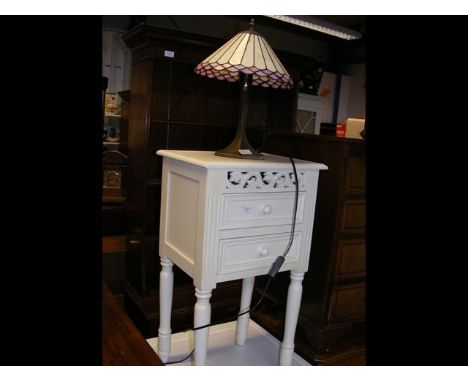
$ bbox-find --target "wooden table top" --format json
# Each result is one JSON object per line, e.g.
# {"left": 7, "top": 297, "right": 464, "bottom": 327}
{"left": 102, "top": 282, "right": 164, "bottom": 366}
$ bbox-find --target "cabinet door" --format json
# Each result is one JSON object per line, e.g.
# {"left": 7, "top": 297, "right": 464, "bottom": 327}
{"left": 334, "top": 238, "right": 365, "bottom": 280}
{"left": 340, "top": 199, "right": 365, "bottom": 235}
{"left": 328, "top": 283, "right": 365, "bottom": 323}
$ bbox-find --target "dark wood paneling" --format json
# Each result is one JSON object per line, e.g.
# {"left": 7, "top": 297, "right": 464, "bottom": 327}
{"left": 126, "top": 58, "right": 154, "bottom": 234}
{"left": 167, "top": 123, "right": 236, "bottom": 151}
{"left": 346, "top": 156, "right": 366, "bottom": 195}
{"left": 314, "top": 347, "right": 366, "bottom": 366}
{"left": 103, "top": 235, "right": 127, "bottom": 254}
{"left": 334, "top": 239, "right": 366, "bottom": 280}
{"left": 103, "top": 205, "right": 126, "bottom": 236}
{"left": 341, "top": 199, "right": 365, "bottom": 234}
{"left": 169, "top": 61, "right": 238, "bottom": 125}
{"left": 147, "top": 121, "right": 167, "bottom": 180}
{"left": 125, "top": 234, "right": 146, "bottom": 295}
{"left": 150, "top": 60, "right": 171, "bottom": 120}
{"left": 145, "top": 185, "right": 161, "bottom": 235}
{"left": 328, "top": 283, "right": 365, "bottom": 323}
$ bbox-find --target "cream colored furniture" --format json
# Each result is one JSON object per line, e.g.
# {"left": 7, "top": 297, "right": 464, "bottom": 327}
{"left": 156, "top": 150, "right": 326, "bottom": 365}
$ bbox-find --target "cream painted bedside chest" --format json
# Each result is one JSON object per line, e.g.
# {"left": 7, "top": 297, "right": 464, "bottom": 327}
{"left": 156, "top": 150, "right": 327, "bottom": 365}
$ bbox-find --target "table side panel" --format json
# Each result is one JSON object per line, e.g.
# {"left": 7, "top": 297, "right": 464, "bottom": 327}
{"left": 159, "top": 158, "right": 207, "bottom": 278}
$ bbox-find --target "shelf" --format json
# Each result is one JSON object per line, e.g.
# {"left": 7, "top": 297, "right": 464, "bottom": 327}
{"left": 103, "top": 195, "right": 126, "bottom": 204}
{"left": 147, "top": 179, "right": 162, "bottom": 186}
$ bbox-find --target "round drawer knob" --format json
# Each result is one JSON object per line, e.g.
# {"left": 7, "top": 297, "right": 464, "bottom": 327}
{"left": 262, "top": 205, "right": 273, "bottom": 214}
{"left": 259, "top": 247, "right": 269, "bottom": 257}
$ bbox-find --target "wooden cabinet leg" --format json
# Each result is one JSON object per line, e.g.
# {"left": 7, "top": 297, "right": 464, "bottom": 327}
{"left": 158, "top": 256, "right": 174, "bottom": 363}
{"left": 194, "top": 288, "right": 212, "bottom": 366}
{"left": 279, "top": 271, "right": 304, "bottom": 366}
{"left": 236, "top": 276, "right": 255, "bottom": 345}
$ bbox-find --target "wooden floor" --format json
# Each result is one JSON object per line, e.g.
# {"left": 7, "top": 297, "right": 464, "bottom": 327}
{"left": 102, "top": 282, "right": 164, "bottom": 366}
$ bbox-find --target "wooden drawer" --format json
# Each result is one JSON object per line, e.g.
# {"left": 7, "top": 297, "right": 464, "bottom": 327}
{"left": 345, "top": 156, "right": 365, "bottom": 195}
{"left": 220, "top": 192, "right": 305, "bottom": 230}
{"left": 328, "top": 283, "right": 365, "bottom": 323}
{"left": 334, "top": 239, "right": 365, "bottom": 280}
{"left": 340, "top": 199, "right": 365, "bottom": 234}
{"left": 217, "top": 232, "right": 302, "bottom": 275}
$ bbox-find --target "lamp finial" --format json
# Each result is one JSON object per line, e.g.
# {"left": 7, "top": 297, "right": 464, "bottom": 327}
{"left": 249, "top": 18, "right": 255, "bottom": 30}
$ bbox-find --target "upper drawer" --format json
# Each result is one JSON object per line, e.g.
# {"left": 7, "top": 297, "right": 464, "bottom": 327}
{"left": 220, "top": 192, "right": 305, "bottom": 230}
{"left": 345, "top": 156, "right": 365, "bottom": 195}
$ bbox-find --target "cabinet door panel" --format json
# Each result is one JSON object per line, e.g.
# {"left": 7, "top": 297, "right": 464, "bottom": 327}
{"left": 328, "top": 283, "right": 365, "bottom": 323}
{"left": 340, "top": 199, "right": 365, "bottom": 234}
{"left": 335, "top": 239, "right": 365, "bottom": 279}
{"left": 346, "top": 156, "right": 365, "bottom": 194}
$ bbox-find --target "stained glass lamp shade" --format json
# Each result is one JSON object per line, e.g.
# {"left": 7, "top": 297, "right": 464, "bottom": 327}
{"left": 194, "top": 19, "right": 293, "bottom": 159}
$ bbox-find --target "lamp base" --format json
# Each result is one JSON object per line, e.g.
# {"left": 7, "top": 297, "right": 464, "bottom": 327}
{"left": 215, "top": 149, "right": 264, "bottom": 160}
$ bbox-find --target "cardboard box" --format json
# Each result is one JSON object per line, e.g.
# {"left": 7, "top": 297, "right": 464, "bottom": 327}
{"left": 345, "top": 118, "right": 365, "bottom": 139}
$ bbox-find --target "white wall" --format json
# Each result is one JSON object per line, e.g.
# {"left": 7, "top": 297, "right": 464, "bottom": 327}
{"left": 344, "top": 63, "right": 366, "bottom": 120}
{"left": 102, "top": 28, "right": 132, "bottom": 93}
{"left": 332, "top": 63, "right": 366, "bottom": 123}
{"left": 318, "top": 72, "right": 337, "bottom": 123}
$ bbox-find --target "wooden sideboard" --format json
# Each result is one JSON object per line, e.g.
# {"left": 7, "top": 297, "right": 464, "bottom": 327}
{"left": 253, "top": 132, "right": 366, "bottom": 365}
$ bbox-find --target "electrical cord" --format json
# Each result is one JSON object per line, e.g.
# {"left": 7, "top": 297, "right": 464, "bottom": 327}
{"left": 266, "top": 156, "right": 299, "bottom": 279}
{"left": 164, "top": 349, "right": 195, "bottom": 365}
{"left": 163, "top": 156, "right": 299, "bottom": 365}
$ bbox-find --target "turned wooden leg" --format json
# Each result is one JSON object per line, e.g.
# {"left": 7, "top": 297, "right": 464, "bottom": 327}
{"left": 279, "top": 271, "right": 304, "bottom": 366}
{"left": 194, "top": 288, "right": 212, "bottom": 366}
{"left": 236, "top": 276, "right": 255, "bottom": 345}
{"left": 158, "top": 257, "right": 174, "bottom": 363}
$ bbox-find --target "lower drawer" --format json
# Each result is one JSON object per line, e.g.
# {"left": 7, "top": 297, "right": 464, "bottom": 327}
{"left": 328, "top": 283, "right": 365, "bottom": 323}
{"left": 334, "top": 239, "right": 365, "bottom": 280}
{"left": 217, "top": 232, "right": 302, "bottom": 275}
{"left": 340, "top": 199, "right": 365, "bottom": 234}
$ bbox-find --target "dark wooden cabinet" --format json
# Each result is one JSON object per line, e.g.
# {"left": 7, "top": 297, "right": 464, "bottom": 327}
{"left": 120, "top": 24, "right": 307, "bottom": 337}
{"left": 254, "top": 132, "right": 366, "bottom": 365}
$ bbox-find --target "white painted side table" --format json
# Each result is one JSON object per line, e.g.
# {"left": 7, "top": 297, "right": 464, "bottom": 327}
{"left": 156, "top": 150, "right": 327, "bottom": 365}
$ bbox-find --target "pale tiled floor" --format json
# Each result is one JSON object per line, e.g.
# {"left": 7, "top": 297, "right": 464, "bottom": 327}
{"left": 147, "top": 319, "right": 311, "bottom": 366}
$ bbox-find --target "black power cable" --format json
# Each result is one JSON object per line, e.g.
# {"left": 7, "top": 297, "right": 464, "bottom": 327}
{"left": 267, "top": 156, "right": 299, "bottom": 279}
{"left": 163, "top": 156, "right": 299, "bottom": 365}
{"left": 164, "top": 349, "right": 194, "bottom": 365}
